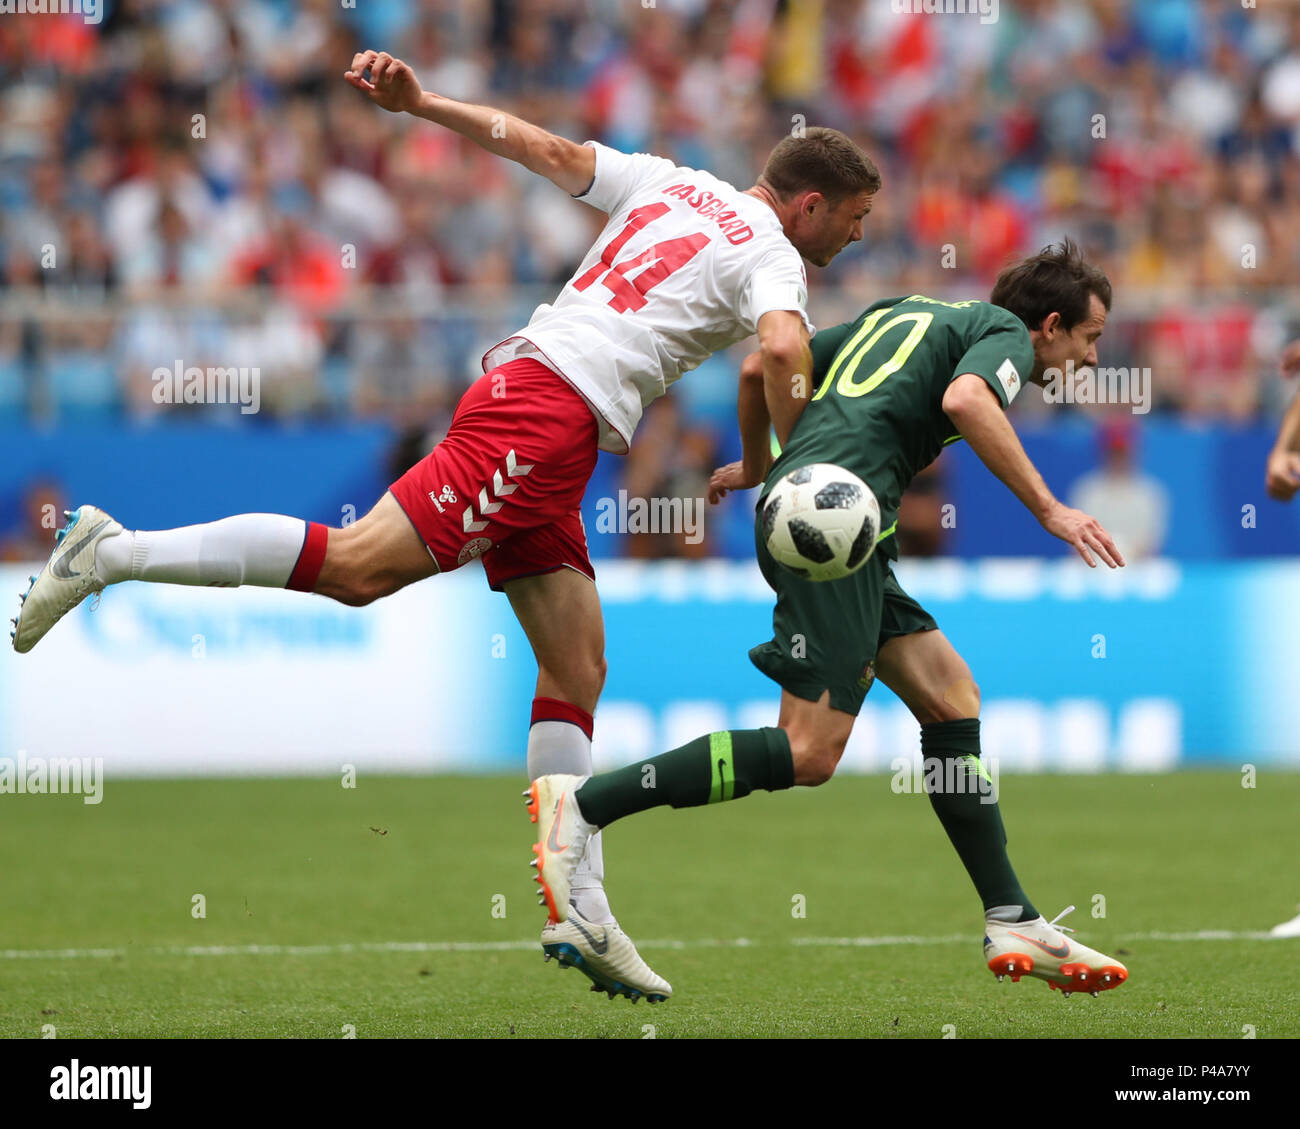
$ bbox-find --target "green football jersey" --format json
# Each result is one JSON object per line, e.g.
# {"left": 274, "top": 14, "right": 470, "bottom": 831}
{"left": 762, "top": 294, "right": 1034, "bottom": 560}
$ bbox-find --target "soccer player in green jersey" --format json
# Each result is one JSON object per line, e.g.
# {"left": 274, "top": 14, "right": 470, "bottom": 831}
{"left": 529, "top": 241, "right": 1130, "bottom": 999}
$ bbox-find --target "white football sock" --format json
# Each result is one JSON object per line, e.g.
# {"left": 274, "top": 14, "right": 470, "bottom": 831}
{"left": 575, "top": 830, "right": 610, "bottom": 924}
{"left": 527, "top": 716, "right": 614, "bottom": 925}
{"left": 94, "top": 515, "right": 309, "bottom": 588}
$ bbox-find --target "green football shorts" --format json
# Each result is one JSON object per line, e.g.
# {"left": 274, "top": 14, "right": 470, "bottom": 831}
{"left": 749, "top": 514, "right": 938, "bottom": 715}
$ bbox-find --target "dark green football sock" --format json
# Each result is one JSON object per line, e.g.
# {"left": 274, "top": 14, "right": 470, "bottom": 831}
{"left": 575, "top": 727, "right": 795, "bottom": 828}
{"left": 921, "top": 719, "right": 1037, "bottom": 921}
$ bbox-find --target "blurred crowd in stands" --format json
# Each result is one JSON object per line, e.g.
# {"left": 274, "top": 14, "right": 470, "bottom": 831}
{"left": 4, "top": 0, "right": 1300, "bottom": 560}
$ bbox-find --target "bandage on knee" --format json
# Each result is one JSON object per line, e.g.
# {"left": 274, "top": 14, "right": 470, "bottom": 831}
{"left": 941, "top": 678, "right": 980, "bottom": 718}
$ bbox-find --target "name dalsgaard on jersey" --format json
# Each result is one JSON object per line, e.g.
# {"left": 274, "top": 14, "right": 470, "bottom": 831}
{"left": 660, "top": 183, "right": 755, "bottom": 245}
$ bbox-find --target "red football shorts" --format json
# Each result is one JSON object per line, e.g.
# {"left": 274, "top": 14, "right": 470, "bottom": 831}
{"left": 389, "top": 358, "right": 599, "bottom": 590}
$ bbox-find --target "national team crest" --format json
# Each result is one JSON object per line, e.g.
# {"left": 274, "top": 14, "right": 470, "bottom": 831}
{"left": 457, "top": 537, "right": 493, "bottom": 565}
{"left": 858, "top": 661, "right": 876, "bottom": 690}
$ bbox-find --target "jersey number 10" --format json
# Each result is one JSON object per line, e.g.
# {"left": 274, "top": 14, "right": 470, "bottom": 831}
{"left": 813, "top": 309, "right": 935, "bottom": 401}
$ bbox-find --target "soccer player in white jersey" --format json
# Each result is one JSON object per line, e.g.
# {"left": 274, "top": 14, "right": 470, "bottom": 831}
{"left": 10, "top": 49, "right": 880, "bottom": 1002}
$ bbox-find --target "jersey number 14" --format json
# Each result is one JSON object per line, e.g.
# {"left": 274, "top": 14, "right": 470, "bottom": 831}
{"left": 573, "top": 203, "right": 710, "bottom": 313}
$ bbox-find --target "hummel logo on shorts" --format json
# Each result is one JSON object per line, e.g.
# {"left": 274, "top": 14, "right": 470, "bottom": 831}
{"left": 428, "top": 485, "right": 458, "bottom": 513}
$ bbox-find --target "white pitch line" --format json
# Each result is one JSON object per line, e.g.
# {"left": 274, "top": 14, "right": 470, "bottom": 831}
{"left": 0, "top": 947, "right": 125, "bottom": 961}
{"left": 1131, "top": 930, "right": 1275, "bottom": 942}
{"left": 792, "top": 934, "right": 968, "bottom": 947}
{"left": 799, "top": 930, "right": 1282, "bottom": 946}
{"left": 0, "top": 938, "right": 759, "bottom": 961}
{"left": 0, "top": 929, "right": 1288, "bottom": 963}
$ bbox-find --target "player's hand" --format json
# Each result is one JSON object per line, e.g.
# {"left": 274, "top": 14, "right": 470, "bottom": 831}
{"left": 345, "top": 50, "right": 423, "bottom": 114}
{"left": 708, "top": 461, "right": 762, "bottom": 504}
{"left": 1266, "top": 449, "right": 1300, "bottom": 501}
{"left": 1040, "top": 503, "right": 1125, "bottom": 568}
{"left": 1282, "top": 340, "right": 1300, "bottom": 377}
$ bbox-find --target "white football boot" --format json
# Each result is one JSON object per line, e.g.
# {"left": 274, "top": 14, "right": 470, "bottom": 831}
{"left": 984, "top": 905, "right": 1129, "bottom": 997}
{"left": 11, "top": 506, "right": 122, "bottom": 654}
{"left": 525, "top": 775, "right": 672, "bottom": 1001}
{"left": 541, "top": 906, "right": 673, "bottom": 1004}
{"left": 525, "top": 774, "right": 596, "bottom": 923}
{"left": 1269, "top": 908, "right": 1300, "bottom": 938}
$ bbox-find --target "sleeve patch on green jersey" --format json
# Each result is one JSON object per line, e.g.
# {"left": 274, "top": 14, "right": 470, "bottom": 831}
{"left": 995, "top": 357, "right": 1022, "bottom": 403}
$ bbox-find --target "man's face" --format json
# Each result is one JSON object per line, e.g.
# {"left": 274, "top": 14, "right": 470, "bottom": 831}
{"left": 1029, "top": 292, "right": 1108, "bottom": 383}
{"left": 792, "top": 189, "right": 873, "bottom": 267}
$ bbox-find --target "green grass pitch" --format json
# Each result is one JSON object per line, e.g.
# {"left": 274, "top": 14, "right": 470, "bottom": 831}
{"left": 1, "top": 772, "right": 1296, "bottom": 1038}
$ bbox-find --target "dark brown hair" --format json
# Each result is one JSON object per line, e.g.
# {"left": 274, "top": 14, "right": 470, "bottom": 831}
{"left": 760, "top": 127, "right": 881, "bottom": 206}
{"left": 991, "top": 239, "right": 1113, "bottom": 331}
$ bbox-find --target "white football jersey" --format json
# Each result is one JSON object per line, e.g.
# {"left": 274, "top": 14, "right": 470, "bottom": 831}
{"left": 481, "top": 141, "right": 814, "bottom": 454}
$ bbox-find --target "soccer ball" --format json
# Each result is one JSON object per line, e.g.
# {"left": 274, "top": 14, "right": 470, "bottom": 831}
{"left": 761, "top": 463, "right": 881, "bottom": 581}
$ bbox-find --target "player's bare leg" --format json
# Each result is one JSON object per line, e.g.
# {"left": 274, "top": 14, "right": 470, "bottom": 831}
{"left": 10, "top": 493, "right": 437, "bottom": 652}
{"left": 875, "top": 629, "right": 1128, "bottom": 995}
{"left": 505, "top": 568, "right": 606, "bottom": 714}
{"left": 314, "top": 492, "right": 439, "bottom": 605}
{"left": 874, "top": 629, "right": 978, "bottom": 725}
{"left": 510, "top": 568, "right": 671, "bottom": 1001}
{"left": 777, "top": 688, "right": 856, "bottom": 785}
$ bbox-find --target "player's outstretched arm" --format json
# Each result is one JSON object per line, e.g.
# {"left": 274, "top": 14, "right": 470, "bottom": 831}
{"left": 344, "top": 50, "right": 595, "bottom": 195}
{"left": 708, "top": 351, "right": 771, "bottom": 503}
{"left": 737, "top": 349, "right": 773, "bottom": 484}
{"left": 757, "top": 311, "right": 813, "bottom": 448}
{"left": 943, "top": 373, "right": 1124, "bottom": 568}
